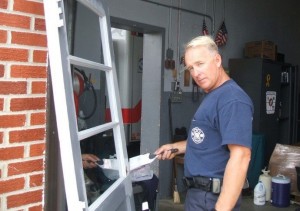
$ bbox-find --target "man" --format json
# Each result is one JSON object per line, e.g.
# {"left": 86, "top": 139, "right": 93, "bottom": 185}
{"left": 155, "top": 36, "right": 253, "bottom": 211}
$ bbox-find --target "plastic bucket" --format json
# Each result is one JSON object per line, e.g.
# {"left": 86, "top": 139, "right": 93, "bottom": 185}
{"left": 271, "top": 174, "right": 290, "bottom": 207}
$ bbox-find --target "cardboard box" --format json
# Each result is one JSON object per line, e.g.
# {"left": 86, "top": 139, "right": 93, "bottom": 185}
{"left": 245, "top": 40, "right": 277, "bottom": 60}
{"left": 268, "top": 144, "right": 300, "bottom": 193}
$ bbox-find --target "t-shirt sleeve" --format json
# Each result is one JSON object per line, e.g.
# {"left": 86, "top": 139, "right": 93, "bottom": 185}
{"left": 219, "top": 101, "right": 253, "bottom": 148}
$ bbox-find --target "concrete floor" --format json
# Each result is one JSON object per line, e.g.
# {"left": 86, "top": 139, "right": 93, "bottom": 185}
{"left": 158, "top": 195, "right": 300, "bottom": 211}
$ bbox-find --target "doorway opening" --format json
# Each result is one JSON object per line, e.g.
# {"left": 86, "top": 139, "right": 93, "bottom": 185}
{"left": 110, "top": 17, "right": 165, "bottom": 159}
{"left": 111, "top": 28, "right": 143, "bottom": 144}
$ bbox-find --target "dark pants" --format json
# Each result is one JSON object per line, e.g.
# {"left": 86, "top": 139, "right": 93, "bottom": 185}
{"left": 184, "top": 188, "right": 242, "bottom": 211}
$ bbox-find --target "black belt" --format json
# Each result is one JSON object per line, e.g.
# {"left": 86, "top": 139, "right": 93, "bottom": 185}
{"left": 183, "top": 176, "right": 222, "bottom": 194}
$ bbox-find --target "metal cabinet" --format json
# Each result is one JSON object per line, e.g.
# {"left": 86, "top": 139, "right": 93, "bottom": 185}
{"left": 229, "top": 58, "right": 283, "bottom": 166}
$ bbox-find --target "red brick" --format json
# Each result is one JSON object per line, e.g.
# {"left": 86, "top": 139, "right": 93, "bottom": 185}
{"left": 11, "top": 65, "right": 46, "bottom": 78}
{"left": 0, "top": 98, "right": 3, "bottom": 111}
{"left": 29, "top": 204, "right": 43, "bottom": 211}
{"left": 0, "top": 30, "right": 7, "bottom": 43}
{"left": 0, "top": 12, "right": 30, "bottom": 29}
{"left": 0, "top": 0, "right": 8, "bottom": 9}
{"left": 14, "top": 0, "right": 44, "bottom": 16}
{"left": 32, "top": 81, "right": 46, "bottom": 94}
{"left": 0, "top": 48, "right": 28, "bottom": 62}
{"left": 0, "top": 64, "right": 4, "bottom": 77}
{"left": 11, "top": 31, "right": 47, "bottom": 47}
{"left": 34, "top": 18, "right": 45, "bottom": 31}
{"left": 30, "top": 112, "right": 46, "bottom": 125}
{"left": 0, "top": 146, "right": 24, "bottom": 160}
{"left": 9, "top": 128, "right": 45, "bottom": 143}
{"left": 30, "top": 173, "right": 43, "bottom": 187}
{"left": 0, "top": 177, "right": 25, "bottom": 194}
{"left": 7, "top": 189, "right": 43, "bottom": 208}
{"left": 30, "top": 143, "right": 45, "bottom": 157}
{"left": 0, "top": 81, "right": 27, "bottom": 94}
{"left": 0, "top": 114, "right": 26, "bottom": 128}
{"left": 8, "top": 159, "right": 44, "bottom": 176}
{"left": 0, "top": 132, "right": 3, "bottom": 144}
{"left": 10, "top": 97, "right": 46, "bottom": 111}
{"left": 33, "top": 50, "right": 47, "bottom": 63}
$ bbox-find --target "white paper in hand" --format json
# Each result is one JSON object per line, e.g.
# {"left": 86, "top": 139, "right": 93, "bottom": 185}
{"left": 129, "top": 153, "right": 156, "bottom": 171}
{"left": 131, "top": 165, "right": 153, "bottom": 182}
{"left": 101, "top": 158, "right": 119, "bottom": 170}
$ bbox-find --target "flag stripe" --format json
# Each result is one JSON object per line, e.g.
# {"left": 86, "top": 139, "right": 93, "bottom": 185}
{"left": 215, "top": 21, "right": 228, "bottom": 46}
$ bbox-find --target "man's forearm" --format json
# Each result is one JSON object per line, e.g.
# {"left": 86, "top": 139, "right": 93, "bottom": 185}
{"left": 215, "top": 146, "right": 251, "bottom": 210}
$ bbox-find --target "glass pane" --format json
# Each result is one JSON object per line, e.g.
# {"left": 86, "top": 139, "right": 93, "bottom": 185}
{"left": 80, "top": 132, "right": 119, "bottom": 206}
{"left": 71, "top": 64, "right": 110, "bottom": 130}
{"left": 72, "top": 2, "right": 104, "bottom": 64}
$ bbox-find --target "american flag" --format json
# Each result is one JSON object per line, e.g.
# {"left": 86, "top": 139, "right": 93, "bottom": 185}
{"left": 215, "top": 21, "right": 228, "bottom": 46}
{"left": 202, "top": 19, "right": 209, "bottom": 35}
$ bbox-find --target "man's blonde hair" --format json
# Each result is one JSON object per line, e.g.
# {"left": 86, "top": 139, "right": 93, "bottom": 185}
{"left": 185, "top": 36, "right": 218, "bottom": 54}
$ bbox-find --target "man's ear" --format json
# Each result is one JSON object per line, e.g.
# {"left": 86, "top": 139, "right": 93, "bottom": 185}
{"left": 215, "top": 53, "right": 222, "bottom": 67}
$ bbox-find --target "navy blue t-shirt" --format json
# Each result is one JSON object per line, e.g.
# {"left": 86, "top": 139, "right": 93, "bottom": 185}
{"left": 184, "top": 79, "right": 254, "bottom": 178}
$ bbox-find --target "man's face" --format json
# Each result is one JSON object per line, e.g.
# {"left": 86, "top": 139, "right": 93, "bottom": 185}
{"left": 184, "top": 46, "right": 222, "bottom": 93}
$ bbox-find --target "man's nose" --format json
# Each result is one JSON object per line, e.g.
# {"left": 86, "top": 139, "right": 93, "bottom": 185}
{"left": 191, "top": 67, "right": 201, "bottom": 75}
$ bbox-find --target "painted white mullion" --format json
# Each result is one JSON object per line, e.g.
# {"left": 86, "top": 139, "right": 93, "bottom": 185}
{"left": 78, "top": 121, "right": 118, "bottom": 141}
{"left": 100, "top": 14, "right": 129, "bottom": 178}
{"left": 100, "top": 16, "right": 112, "bottom": 67}
{"left": 100, "top": 13, "right": 118, "bottom": 125}
{"left": 106, "top": 69, "right": 129, "bottom": 177}
{"left": 43, "top": 0, "right": 85, "bottom": 210}
{"left": 68, "top": 55, "right": 111, "bottom": 72}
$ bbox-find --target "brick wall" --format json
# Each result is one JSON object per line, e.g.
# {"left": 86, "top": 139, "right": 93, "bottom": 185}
{"left": 0, "top": 0, "right": 47, "bottom": 210}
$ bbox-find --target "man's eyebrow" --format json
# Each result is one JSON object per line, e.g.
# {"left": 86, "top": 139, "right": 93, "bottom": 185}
{"left": 185, "top": 66, "right": 193, "bottom": 71}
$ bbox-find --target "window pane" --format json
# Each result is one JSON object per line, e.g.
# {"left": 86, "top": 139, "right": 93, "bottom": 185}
{"left": 72, "top": 2, "right": 104, "bottom": 64}
{"left": 71, "top": 64, "right": 110, "bottom": 130}
{"left": 80, "top": 132, "right": 119, "bottom": 206}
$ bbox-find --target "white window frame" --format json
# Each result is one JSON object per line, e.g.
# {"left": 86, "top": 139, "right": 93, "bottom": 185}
{"left": 43, "top": 0, "right": 135, "bottom": 210}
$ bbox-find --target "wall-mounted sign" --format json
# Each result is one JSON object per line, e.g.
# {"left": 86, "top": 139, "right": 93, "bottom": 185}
{"left": 266, "top": 91, "right": 276, "bottom": 114}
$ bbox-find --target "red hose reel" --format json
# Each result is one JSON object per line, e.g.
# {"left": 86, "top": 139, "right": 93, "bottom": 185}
{"left": 72, "top": 67, "right": 97, "bottom": 120}
{"left": 73, "top": 69, "right": 85, "bottom": 117}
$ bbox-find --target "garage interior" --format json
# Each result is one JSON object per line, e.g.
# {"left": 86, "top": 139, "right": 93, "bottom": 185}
{"left": 44, "top": 0, "right": 300, "bottom": 211}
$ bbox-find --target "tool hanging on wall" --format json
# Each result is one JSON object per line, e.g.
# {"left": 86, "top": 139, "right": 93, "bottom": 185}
{"left": 176, "top": 1, "right": 191, "bottom": 88}
{"left": 173, "top": 0, "right": 182, "bottom": 203}
{"left": 176, "top": 0, "right": 181, "bottom": 71}
{"left": 169, "top": 0, "right": 184, "bottom": 104}
{"left": 180, "top": 55, "right": 190, "bottom": 87}
{"left": 165, "top": 49, "right": 175, "bottom": 69}
{"left": 184, "top": 69, "right": 190, "bottom": 87}
{"left": 165, "top": 2, "right": 175, "bottom": 70}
